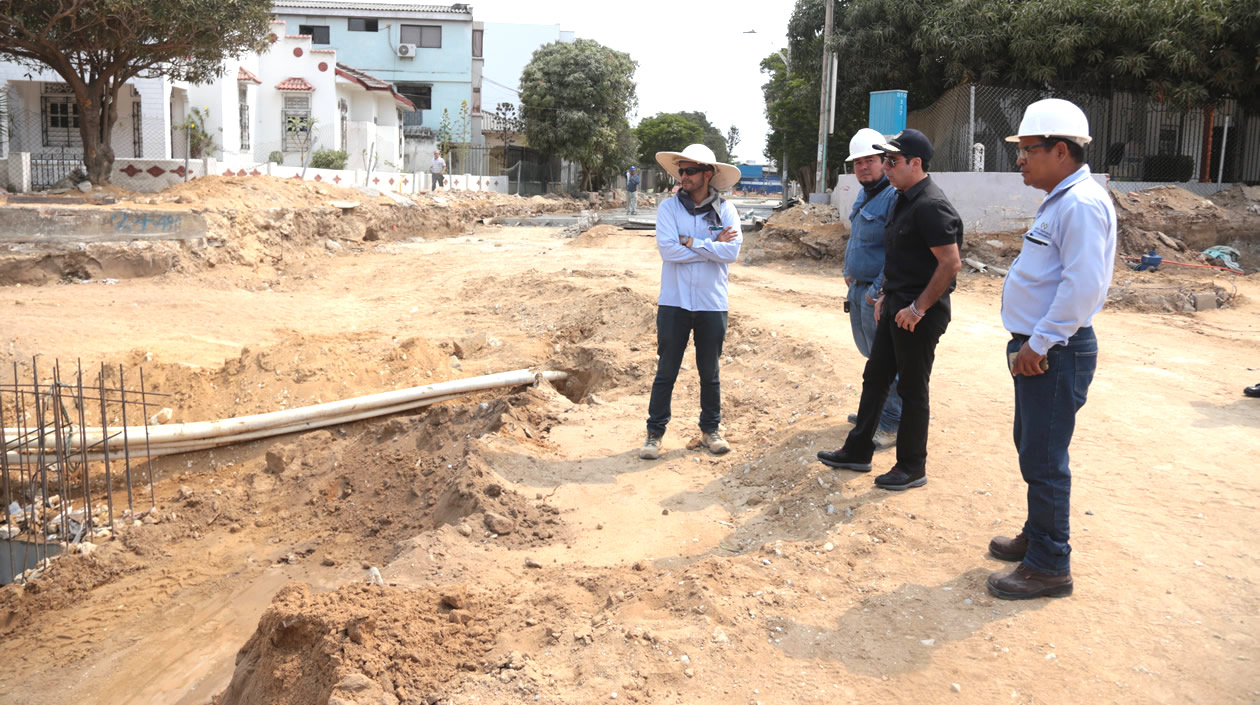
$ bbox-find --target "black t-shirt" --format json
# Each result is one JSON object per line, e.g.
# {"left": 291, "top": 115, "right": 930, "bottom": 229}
{"left": 881, "top": 175, "right": 963, "bottom": 302}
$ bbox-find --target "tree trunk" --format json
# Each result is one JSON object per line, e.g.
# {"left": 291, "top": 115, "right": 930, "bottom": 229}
{"left": 78, "top": 81, "right": 118, "bottom": 185}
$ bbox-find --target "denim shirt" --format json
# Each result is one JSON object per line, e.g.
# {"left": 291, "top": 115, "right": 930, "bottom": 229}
{"left": 843, "top": 178, "right": 897, "bottom": 292}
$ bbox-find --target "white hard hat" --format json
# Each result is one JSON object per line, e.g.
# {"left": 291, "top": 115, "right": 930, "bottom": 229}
{"left": 846, "top": 128, "right": 886, "bottom": 161}
{"left": 1005, "top": 98, "right": 1092, "bottom": 146}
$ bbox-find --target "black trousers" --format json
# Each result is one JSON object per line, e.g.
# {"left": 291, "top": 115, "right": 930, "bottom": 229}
{"left": 646, "top": 305, "right": 727, "bottom": 437}
{"left": 845, "top": 293, "right": 950, "bottom": 473}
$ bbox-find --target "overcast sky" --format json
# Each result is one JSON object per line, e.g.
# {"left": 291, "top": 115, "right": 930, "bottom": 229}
{"left": 470, "top": 0, "right": 797, "bottom": 164}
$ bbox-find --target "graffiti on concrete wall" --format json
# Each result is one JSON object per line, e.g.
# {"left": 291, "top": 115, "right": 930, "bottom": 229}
{"left": 109, "top": 212, "right": 184, "bottom": 234}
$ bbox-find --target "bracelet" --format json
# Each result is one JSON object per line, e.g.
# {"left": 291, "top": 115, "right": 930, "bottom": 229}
{"left": 909, "top": 302, "right": 925, "bottom": 318}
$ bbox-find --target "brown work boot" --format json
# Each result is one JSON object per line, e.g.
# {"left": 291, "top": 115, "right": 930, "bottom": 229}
{"left": 989, "top": 533, "right": 1029, "bottom": 562}
{"left": 987, "top": 563, "right": 1073, "bottom": 600}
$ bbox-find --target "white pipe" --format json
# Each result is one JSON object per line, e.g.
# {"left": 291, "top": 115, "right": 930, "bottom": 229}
{"left": 4, "top": 369, "right": 568, "bottom": 460}
{"left": 5, "top": 369, "right": 566, "bottom": 450}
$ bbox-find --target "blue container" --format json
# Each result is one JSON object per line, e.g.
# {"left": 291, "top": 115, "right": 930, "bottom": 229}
{"left": 869, "top": 90, "right": 908, "bottom": 136}
{"left": 1138, "top": 248, "right": 1162, "bottom": 271}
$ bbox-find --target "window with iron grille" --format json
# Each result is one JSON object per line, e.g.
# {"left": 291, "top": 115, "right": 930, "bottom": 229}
{"left": 298, "top": 24, "right": 330, "bottom": 44}
{"left": 239, "top": 87, "right": 251, "bottom": 151}
{"left": 42, "top": 95, "right": 80, "bottom": 147}
{"left": 348, "top": 18, "right": 377, "bottom": 32}
{"left": 132, "top": 101, "right": 143, "bottom": 157}
{"left": 401, "top": 24, "right": 441, "bottom": 48}
{"left": 282, "top": 94, "right": 311, "bottom": 151}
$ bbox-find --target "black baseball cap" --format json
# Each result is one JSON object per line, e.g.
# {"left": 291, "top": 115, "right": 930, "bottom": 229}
{"left": 875, "top": 129, "right": 934, "bottom": 164}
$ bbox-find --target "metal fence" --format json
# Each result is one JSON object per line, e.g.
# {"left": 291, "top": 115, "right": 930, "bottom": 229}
{"left": 446, "top": 143, "right": 574, "bottom": 195}
{"left": 907, "top": 84, "right": 1260, "bottom": 184}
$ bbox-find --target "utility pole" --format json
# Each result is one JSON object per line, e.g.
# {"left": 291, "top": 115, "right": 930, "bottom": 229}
{"left": 778, "top": 48, "right": 791, "bottom": 208}
{"left": 813, "top": 0, "right": 834, "bottom": 196}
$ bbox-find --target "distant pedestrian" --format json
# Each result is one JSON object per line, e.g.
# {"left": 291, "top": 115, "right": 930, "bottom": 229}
{"left": 626, "top": 166, "right": 641, "bottom": 215}
{"left": 839, "top": 127, "right": 901, "bottom": 450}
{"left": 816, "top": 129, "right": 963, "bottom": 491}
{"left": 430, "top": 150, "right": 446, "bottom": 191}
{"left": 987, "top": 98, "right": 1117, "bottom": 600}
{"left": 640, "top": 144, "right": 742, "bottom": 460}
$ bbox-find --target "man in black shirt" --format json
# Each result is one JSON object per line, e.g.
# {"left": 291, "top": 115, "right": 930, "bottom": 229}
{"left": 818, "top": 129, "right": 963, "bottom": 490}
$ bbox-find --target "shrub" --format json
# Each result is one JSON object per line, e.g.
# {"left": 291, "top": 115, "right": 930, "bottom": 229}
{"left": 268, "top": 150, "right": 284, "bottom": 164}
{"left": 310, "top": 149, "right": 348, "bottom": 170}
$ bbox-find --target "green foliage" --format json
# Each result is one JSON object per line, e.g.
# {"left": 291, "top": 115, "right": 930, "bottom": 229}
{"left": 764, "top": 0, "right": 1260, "bottom": 190}
{"left": 268, "top": 150, "right": 283, "bottom": 164}
{"left": 285, "top": 114, "right": 317, "bottom": 167}
{"left": 436, "top": 108, "right": 454, "bottom": 157}
{"left": 0, "top": 0, "right": 274, "bottom": 183}
{"left": 310, "top": 149, "right": 348, "bottom": 170}
{"left": 634, "top": 113, "right": 705, "bottom": 165}
{"left": 486, "top": 101, "right": 524, "bottom": 152}
{"left": 725, "top": 126, "right": 741, "bottom": 161}
{"left": 178, "top": 106, "right": 220, "bottom": 159}
{"left": 519, "top": 38, "right": 638, "bottom": 191}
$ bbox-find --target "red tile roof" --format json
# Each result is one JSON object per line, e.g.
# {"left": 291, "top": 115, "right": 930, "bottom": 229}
{"left": 275, "top": 77, "right": 315, "bottom": 91}
{"left": 237, "top": 67, "right": 262, "bottom": 84}
{"left": 335, "top": 62, "right": 415, "bottom": 110}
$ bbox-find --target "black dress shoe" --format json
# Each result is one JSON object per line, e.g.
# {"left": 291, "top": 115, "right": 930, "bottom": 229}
{"left": 989, "top": 533, "right": 1028, "bottom": 562}
{"left": 816, "top": 447, "right": 872, "bottom": 471}
{"left": 1245, "top": 383, "right": 1260, "bottom": 398}
{"left": 987, "top": 563, "right": 1073, "bottom": 600}
{"left": 874, "top": 465, "right": 926, "bottom": 491}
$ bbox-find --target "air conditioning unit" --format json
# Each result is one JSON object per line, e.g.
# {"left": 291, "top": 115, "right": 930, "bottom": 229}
{"left": 397, "top": 43, "right": 416, "bottom": 57}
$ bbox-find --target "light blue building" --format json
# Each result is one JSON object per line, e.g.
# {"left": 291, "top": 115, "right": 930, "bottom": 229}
{"left": 271, "top": 1, "right": 483, "bottom": 169}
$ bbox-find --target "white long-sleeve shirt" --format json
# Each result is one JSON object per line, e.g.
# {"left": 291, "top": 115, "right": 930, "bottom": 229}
{"left": 1001, "top": 165, "right": 1117, "bottom": 354}
{"left": 654, "top": 194, "right": 742, "bottom": 311}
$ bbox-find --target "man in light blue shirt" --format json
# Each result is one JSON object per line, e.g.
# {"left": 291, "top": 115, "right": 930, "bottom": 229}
{"left": 841, "top": 128, "right": 901, "bottom": 449}
{"left": 988, "top": 99, "right": 1117, "bottom": 601}
{"left": 640, "top": 144, "right": 743, "bottom": 460}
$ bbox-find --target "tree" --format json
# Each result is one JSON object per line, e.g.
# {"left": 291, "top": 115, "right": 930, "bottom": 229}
{"left": 519, "top": 38, "right": 638, "bottom": 191}
{"left": 486, "top": 101, "right": 524, "bottom": 152}
{"left": 436, "top": 108, "right": 454, "bottom": 158}
{"left": 633, "top": 112, "right": 704, "bottom": 165}
{"left": 676, "top": 111, "right": 730, "bottom": 162}
{"left": 725, "top": 126, "right": 741, "bottom": 161}
{"left": 0, "top": 0, "right": 273, "bottom": 184}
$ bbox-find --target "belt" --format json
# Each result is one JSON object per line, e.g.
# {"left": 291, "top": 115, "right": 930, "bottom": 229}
{"left": 1011, "top": 333, "right": 1031, "bottom": 342}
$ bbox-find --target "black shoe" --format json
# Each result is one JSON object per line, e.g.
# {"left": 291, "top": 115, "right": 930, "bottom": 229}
{"left": 816, "top": 447, "right": 872, "bottom": 471}
{"left": 874, "top": 465, "right": 926, "bottom": 491}
{"left": 1245, "top": 383, "right": 1260, "bottom": 398}
{"left": 847, "top": 412, "right": 858, "bottom": 424}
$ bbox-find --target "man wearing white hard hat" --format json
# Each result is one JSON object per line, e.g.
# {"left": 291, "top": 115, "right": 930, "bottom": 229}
{"left": 987, "top": 98, "right": 1117, "bottom": 600}
{"left": 834, "top": 127, "right": 902, "bottom": 451}
{"left": 639, "top": 144, "right": 742, "bottom": 460}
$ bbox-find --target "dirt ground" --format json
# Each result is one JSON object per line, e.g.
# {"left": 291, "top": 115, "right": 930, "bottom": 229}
{"left": 0, "top": 182, "right": 1258, "bottom": 705}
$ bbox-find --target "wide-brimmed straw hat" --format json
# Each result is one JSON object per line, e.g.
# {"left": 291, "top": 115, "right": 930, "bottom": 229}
{"left": 655, "top": 144, "right": 741, "bottom": 191}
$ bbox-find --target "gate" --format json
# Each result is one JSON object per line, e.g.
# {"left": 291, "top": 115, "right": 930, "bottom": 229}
{"left": 31, "top": 154, "right": 84, "bottom": 190}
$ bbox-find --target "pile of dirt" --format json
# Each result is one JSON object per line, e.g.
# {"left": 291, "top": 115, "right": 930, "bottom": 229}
{"left": 0, "top": 177, "right": 586, "bottom": 286}
{"left": 744, "top": 203, "right": 849, "bottom": 264}
{"left": 213, "top": 582, "right": 499, "bottom": 705}
{"left": 1113, "top": 185, "right": 1258, "bottom": 254}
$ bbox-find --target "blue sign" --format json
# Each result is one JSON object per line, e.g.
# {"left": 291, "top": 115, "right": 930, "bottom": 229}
{"left": 869, "top": 90, "right": 907, "bottom": 136}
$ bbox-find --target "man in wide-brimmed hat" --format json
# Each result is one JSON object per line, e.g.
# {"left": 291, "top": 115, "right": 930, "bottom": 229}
{"left": 639, "top": 144, "right": 743, "bottom": 460}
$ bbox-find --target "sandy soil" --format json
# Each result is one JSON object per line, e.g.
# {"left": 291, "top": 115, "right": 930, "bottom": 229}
{"left": 1, "top": 211, "right": 1258, "bottom": 705}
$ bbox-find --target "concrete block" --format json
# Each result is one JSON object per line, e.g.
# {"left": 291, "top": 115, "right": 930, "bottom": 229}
{"left": 1192, "top": 292, "right": 1218, "bottom": 311}
{"left": 0, "top": 207, "right": 208, "bottom": 244}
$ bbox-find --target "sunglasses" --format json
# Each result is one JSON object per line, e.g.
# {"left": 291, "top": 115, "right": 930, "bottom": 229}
{"left": 677, "top": 166, "right": 713, "bottom": 176}
{"left": 882, "top": 155, "right": 907, "bottom": 167}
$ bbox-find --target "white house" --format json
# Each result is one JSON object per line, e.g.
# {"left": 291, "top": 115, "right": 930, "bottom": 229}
{"left": 0, "top": 21, "right": 414, "bottom": 191}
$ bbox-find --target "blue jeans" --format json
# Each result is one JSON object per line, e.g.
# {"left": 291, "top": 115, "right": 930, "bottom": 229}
{"left": 1009, "top": 327, "right": 1098, "bottom": 576}
{"left": 647, "top": 306, "right": 727, "bottom": 437}
{"left": 627, "top": 191, "right": 638, "bottom": 215}
{"left": 848, "top": 280, "right": 902, "bottom": 432}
